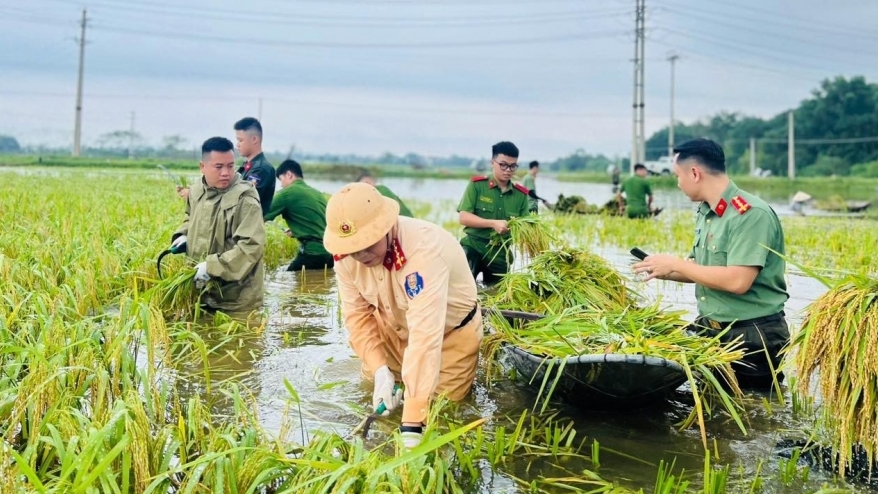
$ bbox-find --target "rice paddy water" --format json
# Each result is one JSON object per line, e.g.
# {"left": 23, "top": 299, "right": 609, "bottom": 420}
{"left": 1, "top": 167, "right": 875, "bottom": 492}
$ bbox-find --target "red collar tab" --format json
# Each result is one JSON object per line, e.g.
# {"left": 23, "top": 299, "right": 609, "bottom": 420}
{"left": 333, "top": 254, "right": 347, "bottom": 262}
{"left": 731, "top": 195, "right": 751, "bottom": 214}
{"left": 244, "top": 161, "right": 253, "bottom": 172}
{"left": 382, "top": 238, "right": 407, "bottom": 271}
{"left": 714, "top": 198, "right": 728, "bottom": 217}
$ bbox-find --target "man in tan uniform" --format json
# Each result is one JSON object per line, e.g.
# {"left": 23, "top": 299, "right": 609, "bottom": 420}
{"left": 323, "top": 183, "right": 482, "bottom": 449}
{"left": 171, "top": 136, "right": 266, "bottom": 315}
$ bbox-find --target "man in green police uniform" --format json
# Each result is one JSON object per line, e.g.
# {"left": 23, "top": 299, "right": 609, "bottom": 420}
{"left": 521, "top": 160, "right": 550, "bottom": 214}
{"left": 264, "top": 159, "right": 334, "bottom": 271}
{"left": 235, "top": 117, "right": 276, "bottom": 215}
{"left": 633, "top": 138, "right": 789, "bottom": 388}
{"left": 617, "top": 163, "right": 653, "bottom": 218}
{"left": 357, "top": 172, "right": 414, "bottom": 217}
{"left": 457, "top": 141, "right": 530, "bottom": 286}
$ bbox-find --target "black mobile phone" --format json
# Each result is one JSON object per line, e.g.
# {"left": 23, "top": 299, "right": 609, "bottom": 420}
{"left": 630, "top": 248, "right": 650, "bottom": 261}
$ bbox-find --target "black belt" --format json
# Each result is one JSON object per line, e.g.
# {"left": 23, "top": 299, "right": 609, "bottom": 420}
{"left": 700, "top": 311, "right": 785, "bottom": 331}
{"left": 453, "top": 304, "right": 479, "bottom": 330}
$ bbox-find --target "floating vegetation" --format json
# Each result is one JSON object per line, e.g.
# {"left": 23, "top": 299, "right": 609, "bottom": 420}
{"left": 793, "top": 272, "right": 878, "bottom": 476}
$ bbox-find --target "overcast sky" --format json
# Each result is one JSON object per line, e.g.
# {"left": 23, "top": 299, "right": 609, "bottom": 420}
{"left": 1, "top": 0, "right": 876, "bottom": 161}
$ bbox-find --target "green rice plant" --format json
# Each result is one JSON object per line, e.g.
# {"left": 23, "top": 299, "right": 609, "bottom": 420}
{"left": 482, "top": 304, "right": 747, "bottom": 449}
{"left": 491, "top": 215, "right": 558, "bottom": 259}
{"left": 792, "top": 271, "right": 878, "bottom": 476}
{"left": 653, "top": 458, "right": 690, "bottom": 494}
{"left": 488, "top": 247, "right": 633, "bottom": 314}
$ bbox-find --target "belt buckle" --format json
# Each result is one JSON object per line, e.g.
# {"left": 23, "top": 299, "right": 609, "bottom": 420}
{"left": 708, "top": 319, "right": 722, "bottom": 330}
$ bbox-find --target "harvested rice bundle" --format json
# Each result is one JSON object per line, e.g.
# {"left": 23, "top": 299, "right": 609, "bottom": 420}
{"left": 489, "top": 247, "right": 633, "bottom": 314}
{"left": 794, "top": 273, "right": 878, "bottom": 476}
{"left": 489, "top": 215, "right": 557, "bottom": 259}
{"left": 483, "top": 303, "right": 747, "bottom": 448}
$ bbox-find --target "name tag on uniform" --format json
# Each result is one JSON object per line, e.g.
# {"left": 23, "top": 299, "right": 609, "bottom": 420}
{"left": 479, "top": 196, "right": 493, "bottom": 204}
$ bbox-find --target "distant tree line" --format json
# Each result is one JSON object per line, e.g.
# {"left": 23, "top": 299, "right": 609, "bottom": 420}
{"left": 644, "top": 76, "right": 878, "bottom": 177}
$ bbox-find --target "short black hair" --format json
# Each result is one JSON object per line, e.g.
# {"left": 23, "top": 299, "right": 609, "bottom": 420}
{"left": 634, "top": 163, "right": 646, "bottom": 172}
{"left": 234, "top": 117, "right": 263, "bottom": 138}
{"left": 356, "top": 171, "right": 374, "bottom": 182}
{"left": 529, "top": 160, "right": 539, "bottom": 169}
{"left": 492, "top": 141, "right": 519, "bottom": 159}
{"left": 201, "top": 136, "right": 234, "bottom": 158}
{"left": 276, "top": 159, "right": 303, "bottom": 179}
{"left": 673, "top": 138, "right": 725, "bottom": 174}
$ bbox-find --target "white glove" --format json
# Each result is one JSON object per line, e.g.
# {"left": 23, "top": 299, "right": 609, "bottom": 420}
{"left": 194, "top": 262, "right": 210, "bottom": 288}
{"left": 372, "top": 365, "right": 401, "bottom": 416}
{"left": 400, "top": 426, "right": 423, "bottom": 450}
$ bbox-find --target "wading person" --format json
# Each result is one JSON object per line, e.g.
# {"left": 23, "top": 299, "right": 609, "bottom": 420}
{"left": 457, "top": 141, "right": 530, "bottom": 286}
{"left": 234, "top": 117, "right": 276, "bottom": 215}
{"left": 324, "top": 183, "right": 482, "bottom": 450}
{"left": 171, "top": 136, "right": 266, "bottom": 314}
{"left": 264, "top": 159, "right": 334, "bottom": 271}
{"left": 176, "top": 117, "right": 276, "bottom": 216}
{"left": 617, "top": 163, "right": 654, "bottom": 218}
{"left": 357, "top": 171, "right": 414, "bottom": 217}
{"left": 521, "top": 160, "right": 550, "bottom": 214}
{"left": 633, "top": 138, "right": 789, "bottom": 388}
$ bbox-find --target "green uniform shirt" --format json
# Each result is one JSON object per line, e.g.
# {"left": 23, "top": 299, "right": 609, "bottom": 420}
{"left": 620, "top": 175, "right": 652, "bottom": 217}
{"left": 263, "top": 179, "right": 331, "bottom": 257}
{"left": 690, "top": 181, "right": 788, "bottom": 322}
{"left": 522, "top": 173, "right": 538, "bottom": 211}
{"left": 375, "top": 184, "right": 413, "bottom": 217}
{"left": 457, "top": 174, "right": 530, "bottom": 242}
{"left": 238, "top": 152, "right": 276, "bottom": 216}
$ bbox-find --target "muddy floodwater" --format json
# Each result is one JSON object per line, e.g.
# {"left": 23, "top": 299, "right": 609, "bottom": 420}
{"left": 182, "top": 176, "right": 862, "bottom": 492}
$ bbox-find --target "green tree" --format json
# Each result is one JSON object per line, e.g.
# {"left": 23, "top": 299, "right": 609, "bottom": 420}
{"left": 0, "top": 135, "right": 21, "bottom": 153}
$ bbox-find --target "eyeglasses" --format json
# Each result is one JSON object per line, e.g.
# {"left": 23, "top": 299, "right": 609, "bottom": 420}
{"left": 492, "top": 159, "right": 518, "bottom": 172}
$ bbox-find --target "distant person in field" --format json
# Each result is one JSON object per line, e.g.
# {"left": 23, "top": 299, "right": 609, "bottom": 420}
{"left": 176, "top": 117, "right": 276, "bottom": 216}
{"left": 521, "top": 160, "right": 550, "bottom": 214}
{"left": 357, "top": 172, "right": 414, "bottom": 217}
{"left": 170, "top": 136, "right": 265, "bottom": 315}
{"left": 617, "top": 163, "right": 654, "bottom": 218}
{"left": 233, "top": 117, "right": 276, "bottom": 215}
{"left": 264, "top": 159, "right": 334, "bottom": 271}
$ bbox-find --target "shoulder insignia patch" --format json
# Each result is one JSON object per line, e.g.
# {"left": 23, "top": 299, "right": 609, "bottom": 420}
{"left": 514, "top": 183, "right": 529, "bottom": 195}
{"left": 404, "top": 272, "right": 424, "bottom": 299}
{"left": 471, "top": 176, "right": 488, "bottom": 182}
{"left": 248, "top": 175, "right": 261, "bottom": 187}
{"left": 715, "top": 198, "right": 728, "bottom": 217}
{"left": 731, "top": 195, "right": 751, "bottom": 214}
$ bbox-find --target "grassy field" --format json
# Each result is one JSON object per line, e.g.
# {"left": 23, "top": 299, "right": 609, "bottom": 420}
{"left": 0, "top": 166, "right": 874, "bottom": 492}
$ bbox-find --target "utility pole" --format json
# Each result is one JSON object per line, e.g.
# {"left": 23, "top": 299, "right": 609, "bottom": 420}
{"left": 787, "top": 110, "right": 796, "bottom": 180}
{"left": 749, "top": 137, "right": 756, "bottom": 175}
{"left": 72, "top": 9, "right": 88, "bottom": 157}
{"left": 630, "top": 0, "right": 646, "bottom": 173}
{"left": 667, "top": 52, "right": 679, "bottom": 159}
{"left": 128, "top": 111, "right": 136, "bottom": 159}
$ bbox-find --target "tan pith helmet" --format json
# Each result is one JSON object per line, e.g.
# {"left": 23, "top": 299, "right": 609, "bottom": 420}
{"left": 323, "top": 182, "right": 400, "bottom": 255}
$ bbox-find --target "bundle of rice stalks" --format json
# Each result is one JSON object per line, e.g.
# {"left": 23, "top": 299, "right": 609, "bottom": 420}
{"left": 490, "top": 215, "right": 557, "bottom": 258}
{"left": 489, "top": 247, "right": 633, "bottom": 314}
{"left": 139, "top": 264, "right": 217, "bottom": 320}
{"left": 553, "top": 194, "right": 602, "bottom": 215}
{"left": 483, "top": 303, "right": 746, "bottom": 448}
{"left": 793, "top": 273, "right": 878, "bottom": 476}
